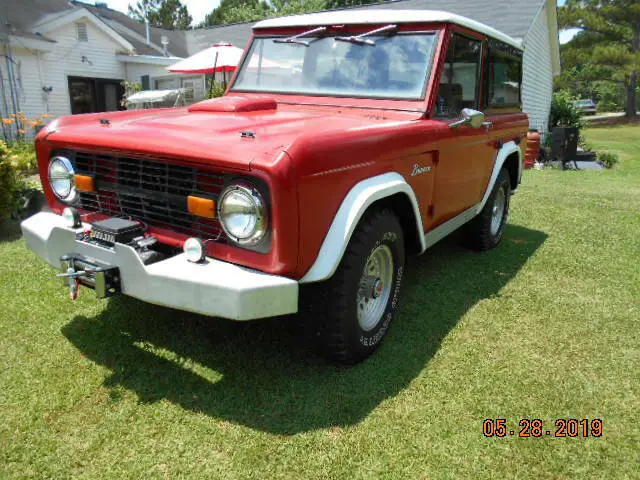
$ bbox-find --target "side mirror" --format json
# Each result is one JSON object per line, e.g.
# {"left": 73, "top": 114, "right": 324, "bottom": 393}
{"left": 449, "top": 108, "right": 486, "bottom": 129}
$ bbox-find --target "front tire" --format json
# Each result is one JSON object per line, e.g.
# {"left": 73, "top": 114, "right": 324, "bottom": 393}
{"left": 300, "top": 208, "right": 405, "bottom": 364}
{"left": 465, "top": 168, "right": 511, "bottom": 251}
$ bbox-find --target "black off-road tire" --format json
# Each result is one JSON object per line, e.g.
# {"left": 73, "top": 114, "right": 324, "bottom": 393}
{"left": 464, "top": 168, "right": 511, "bottom": 251}
{"left": 299, "top": 208, "right": 405, "bottom": 364}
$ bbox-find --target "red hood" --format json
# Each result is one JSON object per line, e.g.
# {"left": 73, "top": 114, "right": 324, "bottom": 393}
{"left": 44, "top": 96, "right": 421, "bottom": 171}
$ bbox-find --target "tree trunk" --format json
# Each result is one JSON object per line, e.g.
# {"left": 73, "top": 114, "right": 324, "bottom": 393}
{"left": 626, "top": 73, "right": 638, "bottom": 119}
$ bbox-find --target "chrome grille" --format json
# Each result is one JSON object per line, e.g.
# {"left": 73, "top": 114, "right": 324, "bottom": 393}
{"left": 70, "top": 151, "right": 226, "bottom": 242}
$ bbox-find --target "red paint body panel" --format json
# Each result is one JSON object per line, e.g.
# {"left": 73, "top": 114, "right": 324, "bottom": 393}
{"left": 35, "top": 20, "right": 529, "bottom": 281}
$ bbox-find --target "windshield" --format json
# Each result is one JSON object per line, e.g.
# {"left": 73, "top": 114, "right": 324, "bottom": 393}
{"left": 231, "top": 32, "right": 438, "bottom": 100}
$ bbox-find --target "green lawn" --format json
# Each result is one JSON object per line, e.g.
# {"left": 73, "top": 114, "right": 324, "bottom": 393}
{"left": 1, "top": 125, "right": 639, "bottom": 479}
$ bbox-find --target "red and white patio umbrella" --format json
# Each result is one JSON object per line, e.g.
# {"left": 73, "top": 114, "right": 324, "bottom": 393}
{"left": 168, "top": 42, "right": 244, "bottom": 75}
{"left": 168, "top": 42, "right": 283, "bottom": 96}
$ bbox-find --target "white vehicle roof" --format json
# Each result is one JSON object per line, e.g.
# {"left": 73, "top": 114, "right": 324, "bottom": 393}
{"left": 254, "top": 9, "right": 522, "bottom": 50}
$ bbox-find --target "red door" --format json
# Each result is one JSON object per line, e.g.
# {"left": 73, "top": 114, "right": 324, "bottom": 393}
{"left": 429, "top": 32, "right": 496, "bottom": 226}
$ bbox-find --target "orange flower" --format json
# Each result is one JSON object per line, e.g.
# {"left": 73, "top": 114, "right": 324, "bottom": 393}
{"left": 18, "top": 129, "right": 26, "bottom": 134}
{"left": 2, "top": 118, "right": 14, "bottom": 125}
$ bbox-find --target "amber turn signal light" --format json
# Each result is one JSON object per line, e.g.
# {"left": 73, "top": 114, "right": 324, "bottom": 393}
{"left": 188, "top": 196, "right": 215, "bottom": 218}
{"left": 74, "top": 174, "right": 95, "bottom": 192}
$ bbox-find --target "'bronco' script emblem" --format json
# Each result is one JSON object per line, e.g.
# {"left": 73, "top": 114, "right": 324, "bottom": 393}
{"left": 410, "top": 163, "right": 432, "bottom": 176}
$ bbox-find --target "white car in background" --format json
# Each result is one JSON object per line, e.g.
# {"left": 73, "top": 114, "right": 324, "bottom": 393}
{"left": 574, "top": 99, "right": 597, "bottom": 115}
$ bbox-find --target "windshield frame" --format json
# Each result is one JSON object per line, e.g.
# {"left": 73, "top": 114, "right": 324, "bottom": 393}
{"left": 229, "top": 27, "right": 441, "bottom": 104}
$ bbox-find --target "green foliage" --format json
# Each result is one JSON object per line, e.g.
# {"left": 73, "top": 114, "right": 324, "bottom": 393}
{"left": 120, "top": 80, "right": 143, "bottom": 108}
{"left": 597, "top": 99, "right": 618, "bottom": 113}
{"left": 597, "top": 151, "right": 619, "bottom": 169}
{"left": 270, "top": 0, "right": 326, "bottom": 17}
{"left": 559, "top": 0, "right": 640, "bottom": 117}
{"left": 0, "top": 142, "right": 19, "bottom": 219}
{"left": 206, "top": 80, "right": 227, "bottom": 99}
{"left": 7, "top": 141, "right": 37, "bottom": 173}
{"left": 594, "top": 81, "right": 624, "bottom": 112}
{"left": 0, "top": 141, "right": 39, "bottom": 219}
{"left": 549, "top": 91, "right": 583, "bottom": 130}
{"left": 199, "top": 0, "right": 325, "bottom": 26}
{"left": 200, "top": 0, "right": 270, "bottom": 26}
{"left": 128, "top": 0, "right": 192, "bottom": 29}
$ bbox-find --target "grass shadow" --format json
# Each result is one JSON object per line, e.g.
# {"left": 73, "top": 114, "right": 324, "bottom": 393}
{"left": 0, "top": 219, "right": 23, "bottom": 244}
{"left": 62, "top": 224, "right": 547, "bottom": 435}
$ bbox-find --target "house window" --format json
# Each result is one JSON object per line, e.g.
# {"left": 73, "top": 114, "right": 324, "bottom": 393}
{"left": 485, "top": 40, "right": 523, "bottom": 110}
{"left": 435, "top": 34, "right": 483, "bottom": 117}
{"left": 76, "top": 23, "right": 88, "bottom": 42}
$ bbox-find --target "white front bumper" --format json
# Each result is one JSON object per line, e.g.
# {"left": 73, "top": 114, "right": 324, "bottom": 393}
{"left": 20, "top": 212, "right": 298, "bottom": 320}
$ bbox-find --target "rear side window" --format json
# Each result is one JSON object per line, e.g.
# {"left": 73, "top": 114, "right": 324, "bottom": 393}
{"left": 485, "top": 40, "right": 522, "bottom": 110}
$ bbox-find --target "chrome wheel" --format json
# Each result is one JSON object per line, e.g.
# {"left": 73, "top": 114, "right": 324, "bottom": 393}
{"left": 357, "top": 244, "right": 394, "bottom": 331}
{"left": 490, "top": 187, "right": 506, "bottom": 236}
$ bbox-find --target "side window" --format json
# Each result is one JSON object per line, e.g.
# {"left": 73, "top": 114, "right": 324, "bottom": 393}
{"left": 435, "top": 34, "right": 482, "bottom": 117}
{"left": 485, "top": 41, "right": 522, "bottom": 110}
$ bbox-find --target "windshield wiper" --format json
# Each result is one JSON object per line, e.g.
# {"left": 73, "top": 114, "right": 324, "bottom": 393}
{"left": 273, "top": 26, "right": 327, "bottom": 46}
{"left": 335, "top": 24, "right": 397, "bottom": 46}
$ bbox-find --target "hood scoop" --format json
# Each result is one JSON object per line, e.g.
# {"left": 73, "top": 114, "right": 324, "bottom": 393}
{"left": 188, "top": 96, "right": 277, "bottom": 113}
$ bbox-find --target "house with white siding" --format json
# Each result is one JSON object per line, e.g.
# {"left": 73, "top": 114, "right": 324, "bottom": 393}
{"left": 0, "top": 0, "right": 559, "bottom": 138}
{"left": 0, "top": 0, "right": 199, "bottom": 139}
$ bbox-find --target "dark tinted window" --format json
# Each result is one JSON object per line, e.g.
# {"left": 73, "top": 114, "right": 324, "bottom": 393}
{"left": 435, "top": 34, "right": 482, "bottom": 117}
{"left": 485, "top": 41, "right": 522, "bottom": 109}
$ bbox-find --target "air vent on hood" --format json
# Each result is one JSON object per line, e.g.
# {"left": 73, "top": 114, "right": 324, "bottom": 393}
{"left": 188, "top": 96, "right": 277, "bottom": 113}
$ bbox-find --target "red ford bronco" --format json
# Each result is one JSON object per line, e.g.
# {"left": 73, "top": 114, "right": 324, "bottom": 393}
{"left": 22, "top": 10, "right": 527, "bottom": 364}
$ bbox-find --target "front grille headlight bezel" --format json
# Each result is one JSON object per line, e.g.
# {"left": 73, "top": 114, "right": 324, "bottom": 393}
{"left": 48, "top": 156, "right": 77, "bottom": 203}
{"left": 217, "top": 183, "right": 269, "bottom": 247}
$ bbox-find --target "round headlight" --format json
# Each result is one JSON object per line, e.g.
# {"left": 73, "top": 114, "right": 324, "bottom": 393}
{"left": 48, "top": 156, "right": 76, "bottom": 202}
{"left": 184, "top": 237, "right": 206, "bottom": 263}
{"left": 217, "top": 184, "right": 267, "bottom": 245}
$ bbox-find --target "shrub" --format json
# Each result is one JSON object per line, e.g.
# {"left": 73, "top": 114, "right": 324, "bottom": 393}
{"left": 8, "top": 141, "right": 38, "bottom": 173}
{"left": 0, "top": 141, "right": 20, "bottom": 219}
{"left": 597, "top": 151, "right": 619, "bottom": 169}
{"left": 206, "top": 80, "right": 227, "bottom": 99}
{"left": 597, "top": 99, "right": 618, "bottom": 113}
{"left": 549, "top": 91, "right": 583, "bottom": 130}
{"left": 121, "top": 80, "right": 142, "bottom": 108}
{"left": 0, "top": 140, "right": 41, "bottom": 219}
{"left": 594, "top": 81, "right": 624, "bottom": 112}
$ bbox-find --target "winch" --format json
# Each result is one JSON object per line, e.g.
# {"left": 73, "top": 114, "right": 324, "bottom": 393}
{"left": 57, "top": 217, "right": 166, "bottom": 300}
{"left": 89, "top": 218, "right": 145, "bottom": 246}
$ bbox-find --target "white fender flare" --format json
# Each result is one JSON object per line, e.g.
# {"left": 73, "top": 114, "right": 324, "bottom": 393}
{"left": 300, "top": 143, "right": 521, "bottom": 284}
{"left": 299, "top": 172, "right": 425, "bottom": 284}
{"left": 476, "top": 140, "right": 522, "bottom": 213}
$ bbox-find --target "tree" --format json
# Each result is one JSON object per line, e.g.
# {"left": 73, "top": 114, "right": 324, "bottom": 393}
{"left": 199, "top": 0, "right": 325, "bottom": 26}
{"left": 559, "top": 0, "right": 640, "bottom": 118}
{"left": 199, "top": 0, "right": 268, "bottom": 26}
{"left": 128, "top": 0, "right": 192, "bottom": 29}
{"left": 270, "top": 0, "right": 326, "bottom": 17}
